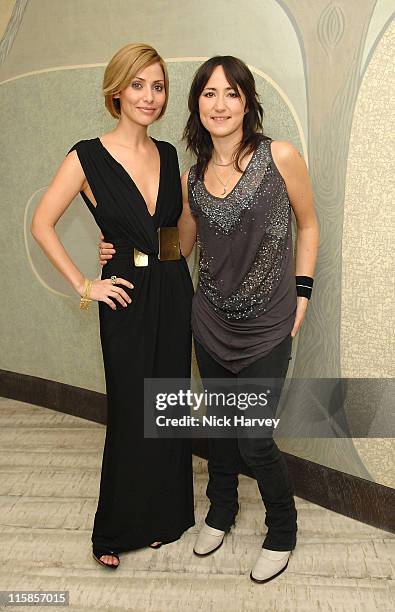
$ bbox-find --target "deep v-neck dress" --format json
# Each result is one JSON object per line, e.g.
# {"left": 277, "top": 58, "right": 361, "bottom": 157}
{"left": 68, "top": 137, "right": 195, "bottom": 552}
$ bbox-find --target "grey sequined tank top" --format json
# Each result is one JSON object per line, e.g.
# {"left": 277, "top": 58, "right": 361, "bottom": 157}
{"left": 188, "top": 136, "right": 296, "bottom": 373}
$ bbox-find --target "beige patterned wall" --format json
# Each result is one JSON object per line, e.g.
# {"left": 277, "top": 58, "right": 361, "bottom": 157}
{"left": 0, "top": 1, "right": 15, "bottom": 39}
{"left": 0, "top": 0, "right": 393, "bottom": 487}
{"left": 339, "top": 19, "right": 394, "bottom": 488}
{"left": 342, "top": 20, "right": 394, "bottom": 378}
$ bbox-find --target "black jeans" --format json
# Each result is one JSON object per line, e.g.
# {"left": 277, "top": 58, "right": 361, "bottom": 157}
{"left": 194, "top": 335, "right": 297, "bottom": 551}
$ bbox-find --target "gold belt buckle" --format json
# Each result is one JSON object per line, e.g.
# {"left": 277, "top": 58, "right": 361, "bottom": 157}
{"left": 133, "top": 227, "right": 180, "bottom": 267}
{"left": 157, "top": 227, "right": 181, "bottom": 261}
{"left": 133, "top": 248, "right": 149, "bottom": 267}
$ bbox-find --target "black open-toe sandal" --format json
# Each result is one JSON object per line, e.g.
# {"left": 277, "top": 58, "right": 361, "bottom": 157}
{"left": 92, "top": 547, "right": 120, "bottom": 569}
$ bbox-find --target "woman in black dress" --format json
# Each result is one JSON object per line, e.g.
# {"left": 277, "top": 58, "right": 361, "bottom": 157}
{"left": 31, "top": 43, "right": 195, "bottom": 569}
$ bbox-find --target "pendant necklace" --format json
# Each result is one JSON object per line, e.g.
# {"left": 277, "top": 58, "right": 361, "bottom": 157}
{"left": 211, "top": 162, "right": 238, "bottom": 196}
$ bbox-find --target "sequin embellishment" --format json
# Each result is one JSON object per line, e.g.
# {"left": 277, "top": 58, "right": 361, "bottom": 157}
{"left": 188, "top": 138, "right": 292, "bottom": 321}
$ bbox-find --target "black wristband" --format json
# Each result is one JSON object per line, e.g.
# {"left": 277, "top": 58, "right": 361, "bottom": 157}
{"left": 296, "top": 276, "right": 314, "bottom": 299}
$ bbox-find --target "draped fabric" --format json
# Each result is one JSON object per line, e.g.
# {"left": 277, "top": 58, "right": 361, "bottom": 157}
{"left": 68, "top": 138, "right": 195, "bottom": 551}
{"left": 188, "top": 137, "right": 296, "bottom": 373}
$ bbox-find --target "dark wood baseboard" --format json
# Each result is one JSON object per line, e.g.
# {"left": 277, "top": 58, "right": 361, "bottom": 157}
{"left": 1, "top": 369, "right": 393, "bottom": 534}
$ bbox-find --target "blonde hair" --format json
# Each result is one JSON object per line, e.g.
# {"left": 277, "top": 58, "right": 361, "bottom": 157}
{"left": 103, "top": 43, "right": 169, "bottom": 119}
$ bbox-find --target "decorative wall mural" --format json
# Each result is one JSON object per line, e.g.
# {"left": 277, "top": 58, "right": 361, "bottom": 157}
{"left": 361, "top": 0, "right": 395, "bottom": 75}
{"left": 317, "top": 3, "right": 345, "bottom": 55}
{"left": 0, "top": 0, "right": 28, "bottom": 65}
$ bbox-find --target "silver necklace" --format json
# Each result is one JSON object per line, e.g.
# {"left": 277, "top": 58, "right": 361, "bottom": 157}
{"left": 211, "top": 163, "right": 238, "bottom": 195}
{"left": 212, "top": 159, "right": 234, "bottom": 167}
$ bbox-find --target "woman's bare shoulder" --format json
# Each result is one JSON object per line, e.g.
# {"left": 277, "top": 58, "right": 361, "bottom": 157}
{"left": 270, "top": 140, "right": 302, "bottom": 163}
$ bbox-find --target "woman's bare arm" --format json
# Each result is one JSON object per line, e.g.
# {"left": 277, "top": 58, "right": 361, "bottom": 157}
{"left": 31, "top": 151, "right": 133, "bottom": 309}
{"left": 271, "top": 141, "right": 319, "bottom": 336}
{"left": 177, "top": 169, "right": 197, "bottom": 258}
{"left": 31, "top": 151, "right": 89, "bottom": 294}
{"left": 271, "top": 141, "right": 319, "bottom": 277}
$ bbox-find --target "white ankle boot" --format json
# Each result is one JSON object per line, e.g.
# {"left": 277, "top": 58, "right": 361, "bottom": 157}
{"left": 193, "top": 523, "right": 226, "bottom": 556}
{"left": 250, "top": 548, "right": 292, "bottom": 583}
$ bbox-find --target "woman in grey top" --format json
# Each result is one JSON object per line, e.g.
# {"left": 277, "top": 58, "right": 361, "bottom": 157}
{"left": 181, "top": 56, "right": 318, "bottom": 583}
{"left": 187, "top": 129, "right": 297, "bottom": 373}
{"left": 99, "top": 55, "right": 319, "bottom": 583}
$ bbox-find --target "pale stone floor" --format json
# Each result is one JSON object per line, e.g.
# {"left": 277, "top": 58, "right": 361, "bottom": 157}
{"left": 0, "top": 398, "right": 394, "bottom": 611}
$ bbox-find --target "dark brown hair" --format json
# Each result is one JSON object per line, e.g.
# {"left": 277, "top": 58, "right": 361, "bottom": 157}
{"left": 183, "top": 56, "right": 268, "bottom": 179}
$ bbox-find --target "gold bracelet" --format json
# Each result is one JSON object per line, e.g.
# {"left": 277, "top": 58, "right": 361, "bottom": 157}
{"left": 79, "top": 278, "right": 93, "bottom": 310}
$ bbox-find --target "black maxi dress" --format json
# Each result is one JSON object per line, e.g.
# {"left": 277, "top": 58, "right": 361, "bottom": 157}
{"left": 68, "top": 137, "right": 195, "bottom": 552}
